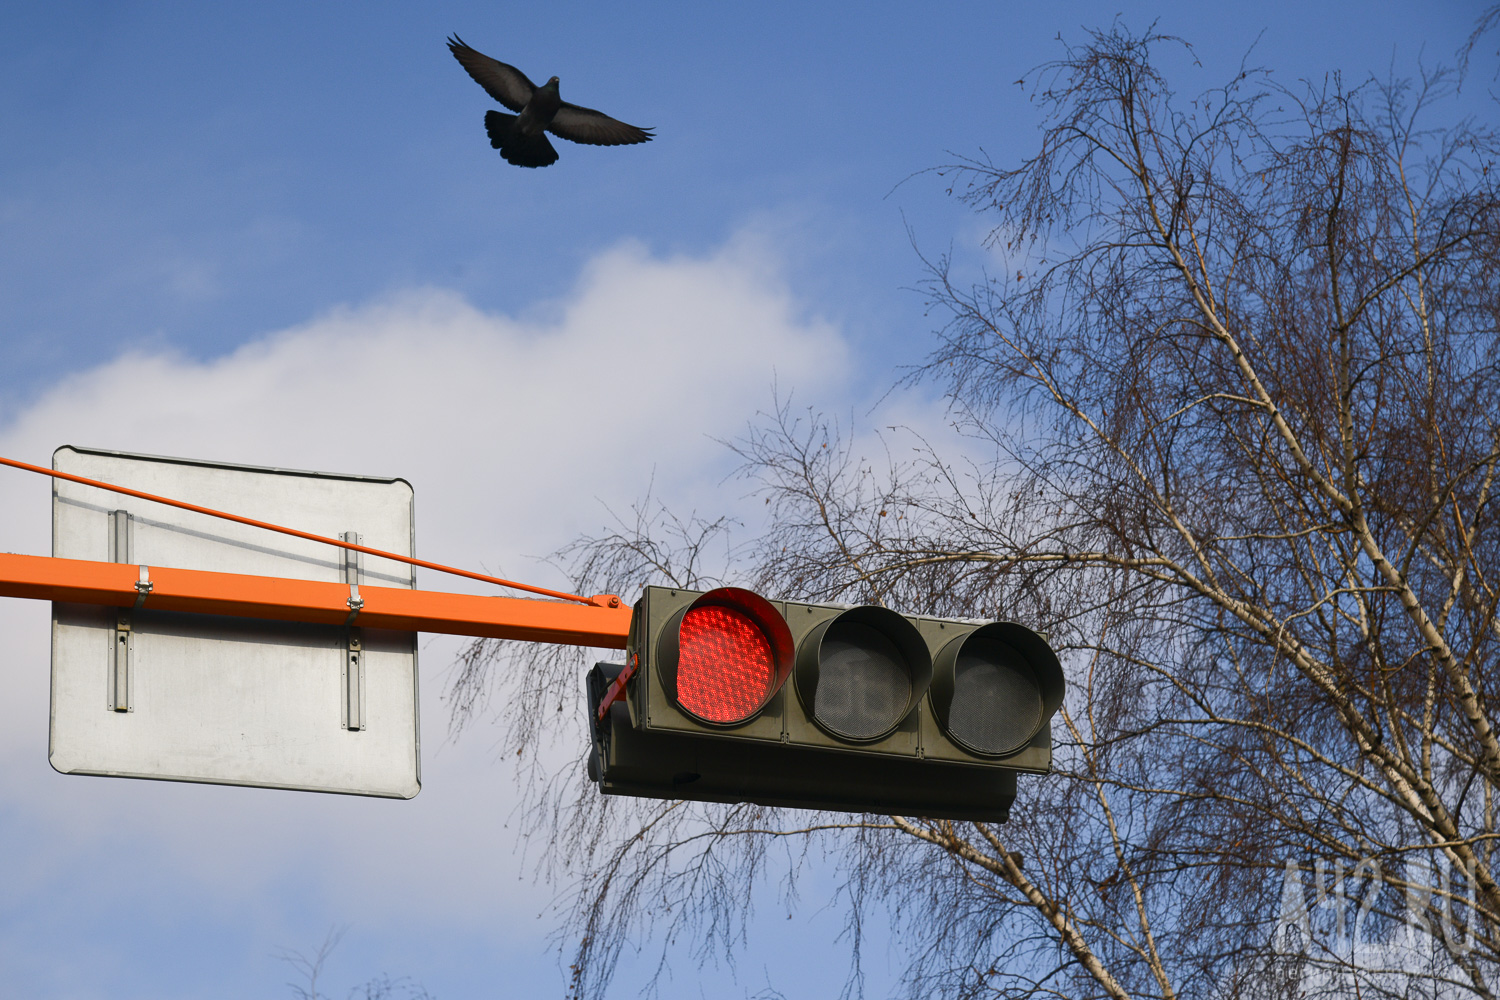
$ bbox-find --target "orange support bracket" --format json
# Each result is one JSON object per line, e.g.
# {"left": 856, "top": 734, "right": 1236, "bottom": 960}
{"left": 0, "top": 551, "right": 632, "bottom": 648}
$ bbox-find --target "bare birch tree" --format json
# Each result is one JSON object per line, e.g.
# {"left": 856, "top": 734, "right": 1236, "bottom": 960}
{"left": 453, "top": 22, "right": 1500, "bottom": 1000}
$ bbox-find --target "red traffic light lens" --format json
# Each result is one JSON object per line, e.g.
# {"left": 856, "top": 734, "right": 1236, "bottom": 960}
{"left": 676, "top": 604, "right": 776, "bottom": 724}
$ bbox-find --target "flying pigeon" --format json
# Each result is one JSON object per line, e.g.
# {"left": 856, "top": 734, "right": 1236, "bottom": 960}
{"left": 446, "top": 35, "right": 654, "bottom": 168}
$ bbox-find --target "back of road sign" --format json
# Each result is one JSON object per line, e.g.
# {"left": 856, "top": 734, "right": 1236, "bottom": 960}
{"left": 49, "top": 446, "right": 421, "bottom": 798}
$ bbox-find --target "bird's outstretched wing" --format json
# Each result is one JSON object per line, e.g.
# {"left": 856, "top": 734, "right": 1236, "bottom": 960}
{"left": 447, "top": 35, "right": 535, "bottom": 112}
{"left": 549, "top": 103, "right": 654, "bottom": 146}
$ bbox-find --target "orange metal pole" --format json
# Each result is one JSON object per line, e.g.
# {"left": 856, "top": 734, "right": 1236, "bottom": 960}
{"left": 0, "top": 552, "right": 631, "bottom": 648}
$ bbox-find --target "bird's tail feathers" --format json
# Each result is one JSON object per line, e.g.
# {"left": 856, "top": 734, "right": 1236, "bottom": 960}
{"left": 485, "top": 111, "right": 559, "bottom": 168}
{"left": 483, "top": 110, "right": 516, "bottom": 147}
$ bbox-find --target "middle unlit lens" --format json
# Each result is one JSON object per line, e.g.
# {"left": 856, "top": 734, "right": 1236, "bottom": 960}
{"left": 814, "top": 620, "right": 912, "bottom": 739}
{"left": 676, "top": 605, "right": 774, "bottom": 723}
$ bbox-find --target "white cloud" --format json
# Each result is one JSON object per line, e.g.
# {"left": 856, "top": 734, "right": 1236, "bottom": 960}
{"left": 0, "top": 235, "right": 848, "bottom": 998}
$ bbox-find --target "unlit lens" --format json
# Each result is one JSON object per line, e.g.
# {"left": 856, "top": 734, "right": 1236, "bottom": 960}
{"left": 949, "top": 637, "right": 1042, "bottom": 755}
{"left": 813, "top": 620, "right": 912, "bottom": 740}
{"left": 676, "top": 605, "right": 775, "bottom": 724}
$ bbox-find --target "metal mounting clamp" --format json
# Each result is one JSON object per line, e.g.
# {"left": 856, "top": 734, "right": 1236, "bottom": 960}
{"left": 134, "top": 565, "right": 153, "bottom": 609}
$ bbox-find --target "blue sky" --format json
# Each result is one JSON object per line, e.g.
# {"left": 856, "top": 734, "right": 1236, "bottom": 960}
{"left": 0, "top": 2, "right": 1493, "bottom": 998}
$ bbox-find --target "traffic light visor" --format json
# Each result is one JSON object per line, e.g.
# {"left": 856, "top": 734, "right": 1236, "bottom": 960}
{"left": 796, "top": 606, "right": 932, "bottom": 742}
{"left": 658, "top": 588, "right": 794, "bottom": 726}
{"left": 930, "top": 622, "right": 1064, "bottom": 757}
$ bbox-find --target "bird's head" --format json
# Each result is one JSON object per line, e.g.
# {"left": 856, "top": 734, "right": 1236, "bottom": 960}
{"left": 546, "top": 76, "right": 560, "bottom": 88}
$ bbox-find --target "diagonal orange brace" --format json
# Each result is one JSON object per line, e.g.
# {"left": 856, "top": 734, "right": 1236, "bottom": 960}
{"left": 0, "top": 552, "right": 631, "bottom": 648}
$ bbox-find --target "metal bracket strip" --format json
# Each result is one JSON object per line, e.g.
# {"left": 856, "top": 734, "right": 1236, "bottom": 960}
{"left": 342, "top": 531, "right": 365, "bottom": 732}
{"left": 109, "top": 510, "right": 135, "bottom": 713}
{"left": 112, "top": 613, "right": 132, "bottom": 713}
{"left": 596, "top": 651, "right": 638, "bottom": 722}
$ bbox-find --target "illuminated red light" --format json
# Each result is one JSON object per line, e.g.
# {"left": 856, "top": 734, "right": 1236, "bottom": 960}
{"left": 676, "top": 604, "right": 775, "bottom": 723}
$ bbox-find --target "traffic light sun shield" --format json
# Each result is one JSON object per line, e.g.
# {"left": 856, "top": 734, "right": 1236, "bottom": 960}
{"left": 794, "top": 606, "right": 932, "bottom": 743}
{"left": 929, "top": 622, "right": 1062, "bottom": 757}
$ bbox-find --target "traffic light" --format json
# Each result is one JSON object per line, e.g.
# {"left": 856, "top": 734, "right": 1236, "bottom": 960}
{"left": 586, "top": 586, "right": 1064, "bottom": 822}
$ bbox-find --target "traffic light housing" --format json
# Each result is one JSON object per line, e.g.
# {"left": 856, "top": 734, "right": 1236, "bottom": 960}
{"left": 586, "top": 586, "right": 1064, "bottom": 822}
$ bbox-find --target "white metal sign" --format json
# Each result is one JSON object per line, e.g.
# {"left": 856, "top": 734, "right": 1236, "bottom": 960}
{"left": 49, "top": 446, "right": 421, "bottom": 798}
